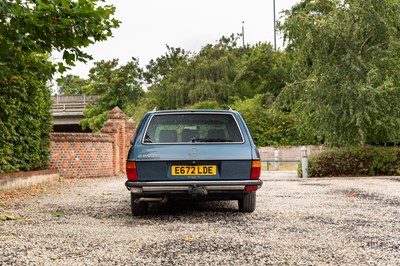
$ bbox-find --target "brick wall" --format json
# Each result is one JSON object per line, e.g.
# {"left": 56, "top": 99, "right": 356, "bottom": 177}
{"left": 50, "top": 133, "right": 114, "bottom": 178}
{"left": 50, "top": 107, "right": 136, "bottom": 178}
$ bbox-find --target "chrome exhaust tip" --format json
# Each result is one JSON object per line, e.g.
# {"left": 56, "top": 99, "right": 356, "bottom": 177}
{"left": 134, "top": 196, "right": 168, "bottom": 205}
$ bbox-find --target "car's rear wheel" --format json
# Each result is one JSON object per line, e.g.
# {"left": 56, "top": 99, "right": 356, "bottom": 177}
{"left": 131, "top": 194, "right": 148, "bottom": 216}
{"left": 238, "top": 191, "right": 256, "bottom": 212}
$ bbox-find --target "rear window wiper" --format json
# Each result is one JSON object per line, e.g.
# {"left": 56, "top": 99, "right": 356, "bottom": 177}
{"left": 144, "top": 134, "right": 152, "bottom": 143}
{"left": 191, "top": 138, "right": 234, "bottom": 143}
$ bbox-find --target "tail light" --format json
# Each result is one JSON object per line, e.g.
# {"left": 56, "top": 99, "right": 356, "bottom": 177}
{"left": 250, "top": 160, "right": 261, "bottom": 179}
{"left": 126, "top": 161, "right": 138, "bottom": 181}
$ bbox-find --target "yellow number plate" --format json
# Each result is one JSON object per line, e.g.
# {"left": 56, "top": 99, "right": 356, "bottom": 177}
{"left": 172, "top": 165, "right": 217, "bottom": 176}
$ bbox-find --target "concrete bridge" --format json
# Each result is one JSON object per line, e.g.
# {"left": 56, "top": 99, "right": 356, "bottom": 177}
{"left": 51, "top": 95, "right": 98, "bottom": 132}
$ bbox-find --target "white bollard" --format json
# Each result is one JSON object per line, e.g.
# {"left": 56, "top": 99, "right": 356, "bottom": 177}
{"left": 274, "top": 149, "right": 280, "bottom": 171}
{"left": 301, "top": 146, "right": 308, "bottom": 178}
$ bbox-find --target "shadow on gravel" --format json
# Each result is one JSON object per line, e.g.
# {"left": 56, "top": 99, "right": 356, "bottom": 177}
{"left": 53, "top": 195, "right": 251, "bottom": 223}
{"left": 124, "top": 200, "right": 267, "bottom": 228}
{"left": 147, "top": 200, "right": 238, "bottom": 215}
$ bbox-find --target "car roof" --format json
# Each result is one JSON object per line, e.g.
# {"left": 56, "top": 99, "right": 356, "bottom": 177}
{"left": 146, "top": 109, "right": 240, "bottom": 115}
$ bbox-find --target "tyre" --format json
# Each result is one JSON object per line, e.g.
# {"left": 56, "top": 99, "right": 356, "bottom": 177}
{"left": 238, "top": 191, "right": 256, "bottom": 212}
{"left": 131, "top": 194, "right": 148, "bottom": 216}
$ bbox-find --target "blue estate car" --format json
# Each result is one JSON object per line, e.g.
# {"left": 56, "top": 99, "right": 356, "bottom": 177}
{"left": 125, "top": 110, "right": 263, "bottom": 215}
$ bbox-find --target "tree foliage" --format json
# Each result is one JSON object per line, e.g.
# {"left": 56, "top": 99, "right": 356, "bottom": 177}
{"left": 0, "top": 0, "right": 119, "bottom": 172}
{"left": 81, "top": 58, "right": 144, "bottom": 131}
{"left": 128, "top": 36, "right": 298, "bottom": 143}
{"left": 57, "top": 74, "right": 88, "bottom": 94}
{"left": 144, "top": 45, "right": 189, "bottom": 87}
{"left": 144, "top": 45, "right": 190, "bottom": 110}
{"left": 231, "top": 94, "right": 320, "bottom": 146}
{"left": 0, "top": 0, "right": 119, "bottom": 71}
{"left": 138, "top": 35, "right": 292, "bottom": 113}
{"left": 278, "top": 0, "right": 400, "bottom": 147}
{"left": 184, "top": 35, "right": 243, "bottom": 105}
{"left": 234, "top": 43, "right": 291, "bottom": 98}
{"left": 146, "top": 38, "right": 243, "bottom": 110}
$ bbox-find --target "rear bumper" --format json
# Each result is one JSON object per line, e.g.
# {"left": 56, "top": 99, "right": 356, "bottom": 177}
{"left": 125, "top": 179, "right": 263, "bottom": 193}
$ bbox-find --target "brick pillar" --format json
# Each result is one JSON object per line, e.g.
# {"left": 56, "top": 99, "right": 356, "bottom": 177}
{"left": 119, "top": 118, "right": 126, "bottom": 174}
{"left": 101, "top": 121, "right": 119, "bottom": 176}
{"left": 100, "top": 107, "right": 126, "bottom": 176}
{"left": 125, "top": 118, "right": 136, "bottom": 158}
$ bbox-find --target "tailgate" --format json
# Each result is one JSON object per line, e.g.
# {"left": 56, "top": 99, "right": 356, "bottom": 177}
{"left": 135, "top": 144, "right": 253, "bottom": 181}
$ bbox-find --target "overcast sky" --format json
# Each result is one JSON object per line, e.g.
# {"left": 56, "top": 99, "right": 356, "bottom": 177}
{"left": 55, "top": 0, "right": 300, "bottom": 79}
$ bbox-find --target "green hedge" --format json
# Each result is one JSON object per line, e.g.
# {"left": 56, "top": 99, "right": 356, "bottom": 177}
{"left": 0, "top": 84, "right": 52, "bottom": 173}
{"left": 245, "top": 111, "right": 320, "bottom": 147}
{"left": 305, "top": 146, "right": 400, "bottom": 177}
{"left": 0, "top": 52, "right": 53, "bottom": 173}
{"left": 231, "top": 95, "right": 321, "bottom": 147}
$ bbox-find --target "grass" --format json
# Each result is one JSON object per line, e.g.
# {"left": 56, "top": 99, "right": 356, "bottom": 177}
{"left": 262, "top": 163, "right": 298, "bottom": 171}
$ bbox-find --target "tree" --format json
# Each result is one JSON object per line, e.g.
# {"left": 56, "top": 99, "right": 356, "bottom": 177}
{"left": 0, "top": 0, "right": 119, "bottom": 172}
{"left": 143, "top": 45, "right": 190, "bottom": 110}
{"left": 0, "top": 0, "right": 119, "bottom": 70}
{"left": 57, "top": 74, "right": 88, "bottom": 95}
{"left": 81, "top": 58, "right": 144, "bottom": 131}
{"left": 234, "top": 43, "right": 291, "bottom": 98}
{"left": 278, "top": 0, "right": 400, "bottom": 147}
{"left": 144, "top": 45, "right": 189, "bottom": 87}
{"left": 231, "top": 94, "right": 319, "bottom": 146}
{"left": 144, "top": 35, "right": 247, "bottom": 110}
{"left": 186, "top": 39, "right": 239, "bottom": 104}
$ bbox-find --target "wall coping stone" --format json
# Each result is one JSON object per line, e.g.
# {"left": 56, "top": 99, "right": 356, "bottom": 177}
{"left": 0, "top": 170, "right": 60, "bottom": 193}
{"left": 51, "top": 132, "right": 113, "bottom": 142}
{"left": 0, "top": 169, "right": 58, "bottom": 179}
{"left": 107, "top": 107, "right": 126, "bottom": 120}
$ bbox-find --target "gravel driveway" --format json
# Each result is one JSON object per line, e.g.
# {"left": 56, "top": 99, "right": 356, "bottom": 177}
{"left": 1, "top": 172, "right": 400, "bottom": 265}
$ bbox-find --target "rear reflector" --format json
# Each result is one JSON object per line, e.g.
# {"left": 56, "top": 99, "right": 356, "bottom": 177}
{"left": 129, "top": 187, "right": 143, "bottom": 194}
{"left": 250, "top": 160, "right": 261, "bottom": 179}
{"left": 126, "top": 161, "right": 138, "bottom": 181}
{"left": 245, "top": 185, "right": 258, "bottom": 192}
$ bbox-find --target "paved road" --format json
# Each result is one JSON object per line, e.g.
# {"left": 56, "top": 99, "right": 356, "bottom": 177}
{"left": 1, "top": 172, "right": 399, "bottom": 265}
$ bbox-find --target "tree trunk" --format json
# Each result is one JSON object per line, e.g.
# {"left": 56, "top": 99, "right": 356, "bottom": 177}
{"left": 358, "top": 128, "right": 365, "bottom": 147}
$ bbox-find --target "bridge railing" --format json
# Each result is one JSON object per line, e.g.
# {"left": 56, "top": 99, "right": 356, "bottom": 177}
{"left": 51, "top": 95, "right": 99, "bottom": 113}
{"left": 52, "top": 95, "right": 98, "bottom": 104}
{"left": 52, "top": 103, "right": 86, "bottom": 113}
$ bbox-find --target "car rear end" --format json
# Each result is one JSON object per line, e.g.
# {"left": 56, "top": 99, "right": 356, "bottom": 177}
{"left": 125, "top": 110, "right": 262, "bottom": 215}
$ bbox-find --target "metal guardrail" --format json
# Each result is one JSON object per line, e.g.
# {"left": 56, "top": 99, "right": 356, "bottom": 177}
{"left": 51, "top": 95, "right": 99, "bottom": 113}
{"left": 52, "top": 103, "right": 86, "bottom": 113}
{"left": 52, "top": 95, "right": 98, "bottom": 104}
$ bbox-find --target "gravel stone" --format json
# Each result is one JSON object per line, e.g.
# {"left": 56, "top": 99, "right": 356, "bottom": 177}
{"left": 1, "top": 173, "right": 400, "bottom": 265}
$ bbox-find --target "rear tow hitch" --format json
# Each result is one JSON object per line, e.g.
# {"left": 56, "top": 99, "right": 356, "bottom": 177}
{"left": 189, "top": 185, "right": 208, "bottom": 197}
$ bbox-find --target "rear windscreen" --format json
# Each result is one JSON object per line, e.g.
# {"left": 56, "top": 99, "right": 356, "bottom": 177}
{"left": 143, "top": 113, "right": 244, "bottom": 144}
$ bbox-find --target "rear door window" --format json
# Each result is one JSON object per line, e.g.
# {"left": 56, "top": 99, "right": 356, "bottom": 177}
{"left": 143, "top": 113, "right": 243, "bottom": 144}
